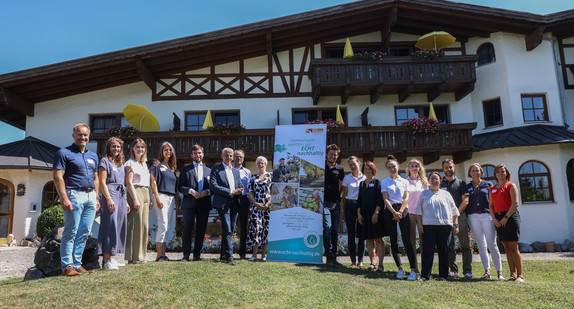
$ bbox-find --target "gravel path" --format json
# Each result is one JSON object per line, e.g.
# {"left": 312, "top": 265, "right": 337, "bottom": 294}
{"left": 2, "top": 246, "right": 573, "bottom": 281}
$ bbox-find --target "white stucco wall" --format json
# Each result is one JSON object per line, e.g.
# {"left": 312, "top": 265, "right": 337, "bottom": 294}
{"left": 467, "top": 32, "right": 564, "bottom": 133}
{"left": 0, "top": 169, "right": 53, "bottom": 243}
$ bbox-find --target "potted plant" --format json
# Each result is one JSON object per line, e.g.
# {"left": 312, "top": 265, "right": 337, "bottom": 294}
{"left": 306, "top": 118, "right": 345, "bottom": 133}
{"left": 207, "top": 123, "right": 246, "bottom": 135}
{"left": 104, "top": 126, "right": 141, "bottom": 138}
{"left": 412, "top": 49, "right": 445, "bottom": 61}
{"left": 401, "top": 117, "right": 440, "bottom": 134}
{"left": 351, "top": 51, "right": 386, "bottom": 62}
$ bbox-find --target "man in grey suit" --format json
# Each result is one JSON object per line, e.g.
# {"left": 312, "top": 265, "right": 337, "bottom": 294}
{"left": 179, "top": 144, "right": 211, "bottom": 261}
{"left": 210, "top": 147, "right": 243, "bottom": 265}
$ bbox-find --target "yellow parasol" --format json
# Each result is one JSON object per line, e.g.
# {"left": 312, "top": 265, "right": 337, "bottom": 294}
{"left": 429, "top": 103, "right": 438, "bottom": 121}
{"left": 415, "top": 31, "right": 456, "bottom": 50}
{"left": 336, "top": 105, "right": 345, "bottom": 124}
{"left": 122, "top": 104, "right": 160, "bottom": 132}
{"left": 343, "top": 38, "right": 354, "bottom": 58}
{"left": 202, "top": 109, "right": 214, "bottom": 129}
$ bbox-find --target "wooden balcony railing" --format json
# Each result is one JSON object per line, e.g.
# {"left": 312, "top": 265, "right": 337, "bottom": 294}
{"left": 92, "top": 123, "right": 476, "bottom": 165}
{"left": 309, "top": 56, "right": 478, "bottom": 104}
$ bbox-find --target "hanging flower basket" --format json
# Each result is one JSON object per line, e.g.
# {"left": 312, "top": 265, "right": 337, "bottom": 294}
{"left": 412, "top": 49, "right": 444, "bottom": 61}
{"left": 306, "top": 118, "right": 345, "bottom": 133}
{"left": 105, "top": 126, "right": 140, "bottom": 138}
{"left": 402, "top": 117, "right": 440, "bottom": 134}
{"left": 208, "top": 123, "right": 246, "bottom": 135}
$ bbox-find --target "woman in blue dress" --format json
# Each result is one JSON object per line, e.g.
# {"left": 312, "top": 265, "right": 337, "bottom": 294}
{"left": 97, "top": 137, "right": 129, "bottom": 270}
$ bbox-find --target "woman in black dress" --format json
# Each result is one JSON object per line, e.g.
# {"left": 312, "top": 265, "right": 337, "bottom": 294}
{"left": 357, "top": 161, "right": 386, "bottom": 272}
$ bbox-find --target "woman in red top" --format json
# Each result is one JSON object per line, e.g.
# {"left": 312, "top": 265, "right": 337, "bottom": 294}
{"left": 488, "top": 164, "right": 523, "bottom": 282}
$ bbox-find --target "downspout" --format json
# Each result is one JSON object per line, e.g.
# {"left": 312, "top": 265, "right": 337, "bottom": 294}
{"left": 544, "top": 36, "right": 569, "bottom": 128}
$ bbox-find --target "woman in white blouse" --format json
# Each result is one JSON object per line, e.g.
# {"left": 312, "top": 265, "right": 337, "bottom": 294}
{"left": 341, "top": 156, "right": 366, "bottom": 268}
{"left": 381, "top": 155, "right": 419, "bottom": 280}
{"left": 413, "top": 172, "right": 460, "bottom": 281}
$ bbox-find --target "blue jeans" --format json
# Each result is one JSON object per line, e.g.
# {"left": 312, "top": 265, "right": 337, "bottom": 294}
{"left": 344, "top": 202, "right": 365, "bottom": 264}
{"left": 60, "top": 189, "right": 97, "bottom": 270}
{"left": 323, "top": 201, "right": 340, "bottom": 260}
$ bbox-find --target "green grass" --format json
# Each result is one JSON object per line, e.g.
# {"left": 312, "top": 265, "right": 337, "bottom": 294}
{"left": 2, "top": 260, "right": 574, "bottom": 308}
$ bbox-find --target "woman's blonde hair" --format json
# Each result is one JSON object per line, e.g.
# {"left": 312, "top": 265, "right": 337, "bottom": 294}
{"left": 130, "top": 138, "right": 147, "bottom": 164}
{"left": 407, "top": 158, "right": 428, "bottom": 187}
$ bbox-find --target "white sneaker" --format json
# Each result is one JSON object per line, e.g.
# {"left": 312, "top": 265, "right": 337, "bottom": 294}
{"left": 407, "top": 271, "right": 418, "bottom": 281}
{"left": 104, "top": 260, "right": 119, "bottom": 270}
{"left": 396, "top": 269, "right": 406, "bottom": 279}
{"left": 448, "top": 271, "right": 458, "bottom": 278}
{"left": 110, "top": 259, "right": 125, "bottom": 267}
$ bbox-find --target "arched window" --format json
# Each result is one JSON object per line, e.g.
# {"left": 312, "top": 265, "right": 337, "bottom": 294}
{"left": 477, "top": 43, "right": 495, "bottom": 66}
{"left": 567, "top": 159, "right": 574, "bottom": 200}
{"left": 482, "top": 164, "right": 497, "bottom": 185}
{"left": 41, "top": 181, "right": 58, "bottom": 211}
{"left": 519, "top": 161, "right": 553, "bottom": 202}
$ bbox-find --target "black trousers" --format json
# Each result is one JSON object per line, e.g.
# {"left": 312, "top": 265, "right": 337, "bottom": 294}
{"left": 182, "top": 207, "right": 211, "bottom": 259}
{"left": 237, "top": 195, "right": 251, "bottom": 257}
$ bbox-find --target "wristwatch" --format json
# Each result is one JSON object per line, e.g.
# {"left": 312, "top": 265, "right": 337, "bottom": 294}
{"left": 454, "top": 224, "right": 459, "bottom": 227}
{"left": 375, "top": 210, "right": 380, "bottom": 214}
{"left": 504, "top": 215, "right": 509, "bottom": 219}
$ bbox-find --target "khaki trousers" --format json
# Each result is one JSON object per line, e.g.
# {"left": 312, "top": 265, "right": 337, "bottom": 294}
{"left": 125, "top": 186, "right": 150, "bottom": 261}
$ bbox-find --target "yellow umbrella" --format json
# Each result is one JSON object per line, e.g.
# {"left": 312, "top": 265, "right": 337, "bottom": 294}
{"left": 122, "top": 104, "right": 160, "bottom": 132}
{"left": 429, "top": 103, "right": 438, "bottom": 121}
{"left": 415, "top": 31, "right": 456, "bottom": 50}
{"left": 343, "top": 38, "right": 354, "bottom": 58}
{"left": 336, "top": 105, "right": 345, "bottom": 124}
{"left": 202, "top": 109, "right": 214, "bottom": 129}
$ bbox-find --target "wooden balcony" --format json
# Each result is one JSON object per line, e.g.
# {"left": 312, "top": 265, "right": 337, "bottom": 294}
{"left": 92, "top": 123, "right": 476, "bottom": 166}
{"left": 309, "top": 56, "right": 478, "bottom": 105}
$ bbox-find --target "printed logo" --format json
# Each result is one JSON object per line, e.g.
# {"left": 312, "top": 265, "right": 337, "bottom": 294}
{"left": 305, "top": 128, "right": 324, "bottom": 134}
{"left": 303, "top": 231, "right": 320, "bottom": 249}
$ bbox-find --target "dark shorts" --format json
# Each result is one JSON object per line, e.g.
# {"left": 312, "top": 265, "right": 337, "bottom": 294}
{"left": 495, "top": 210, "right": 520, "bottom": 242}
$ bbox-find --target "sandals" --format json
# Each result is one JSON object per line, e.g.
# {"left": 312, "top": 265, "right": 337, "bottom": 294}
{"left": 497, "top": 273, "right": 505, "bottom": 281}
{"left": 515, "top": 275, "right": 525, "bottom": 282}
{"left": 367, "top": 264, "right": 377, "bottom": 271}
{"left": 482, "top": 272, "right": 491, "bottom": 279}
{"left": 155, "top": 256, "right": 170, "bottom": 262}
{"left": 508, "top": 274, "right": 517, "bottom": 281}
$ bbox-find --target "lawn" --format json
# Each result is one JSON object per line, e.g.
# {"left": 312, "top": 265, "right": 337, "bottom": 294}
{"left": 2, "top": 259, "right": 573, "bottom": 308}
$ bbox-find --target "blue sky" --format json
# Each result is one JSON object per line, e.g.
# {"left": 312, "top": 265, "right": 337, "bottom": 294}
{"left": 1, "top": 0, "right": 572, "bottom": 144}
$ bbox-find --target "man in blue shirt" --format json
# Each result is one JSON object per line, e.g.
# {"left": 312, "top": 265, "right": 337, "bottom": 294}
{"left": 53, "top": 123, "right": 100, "bottom": 276}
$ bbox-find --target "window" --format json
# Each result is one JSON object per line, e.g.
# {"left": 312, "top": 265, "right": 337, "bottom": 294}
{"left": 521, "top": 94, "right": 548, "bottom": 122}
{"left": 567, "top": 159, "right": 574, "bottom": 200}
{"left": 90, "top": 114, "right": 128, "bottom": 133}
{"left": 292, "top": 108, "right": 347, "bottom": 125}
{"left": 477, "top": 43, "right": 496, "bottom": 66}
{"left": 519, "top": 160, "right": 554, "bottom": 202}
{"left": 482, "top": 164, "right": 497, "bottom": 185}
{"left": 185, "top": 111, "right": 240, "bottom": 131}
{"left": 41, "top": 181, "right": 58, "bottom": 211}
{"left": 483, "top": 98, "right": 503, "bottom": 128}
{"left": 395, "top": 105, "right": 450, "bottom": 125}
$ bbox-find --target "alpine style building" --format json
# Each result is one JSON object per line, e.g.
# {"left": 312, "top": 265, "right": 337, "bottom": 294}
{"left": 1, "top": 0, "right": 574, "bottom": 245}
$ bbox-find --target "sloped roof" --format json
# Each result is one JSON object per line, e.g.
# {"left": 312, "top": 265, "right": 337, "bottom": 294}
{"left": 0, "top": 136, "right": 61, "bottom": 170}
{"left": 473, "top": 125, "right": 574, "bottom": 152}
{"left": 0, "top": 0, "right": 573, "bottom": 129}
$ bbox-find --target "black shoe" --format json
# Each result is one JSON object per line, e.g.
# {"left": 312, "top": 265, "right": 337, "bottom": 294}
{"left": 326, "top": 259, "right": 335, "bottom": 267}
{"left": 239, "top": 255, "right": 247, "bottom": 260}
{"left": 227, "top": 257, "right": 235, "bottom": 265}
{"left": 181, "top": 257, "right": 191, "bottom": 262}
{"left": 332, "top": 259, "right": 342, "bottom": 266}
{"left": 192, "top": 257, "right": 202, "bottom": 261}
{"left": 219, "top": 256, "right": 226, "bottom": 261}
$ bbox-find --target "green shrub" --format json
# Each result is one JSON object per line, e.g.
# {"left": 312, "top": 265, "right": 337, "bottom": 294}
{"left": 36, "top": 205, "right": 64, "bottom": 239}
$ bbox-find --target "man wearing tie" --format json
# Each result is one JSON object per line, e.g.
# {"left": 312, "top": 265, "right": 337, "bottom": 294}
{"left": 233, "top": 149, "right": 251, "bottom": 259}
{"left": 210, "top": 147, "right": 243, "bottom": 265}
{"left": 179, "top": 144, "right": 212, "bottom": 261}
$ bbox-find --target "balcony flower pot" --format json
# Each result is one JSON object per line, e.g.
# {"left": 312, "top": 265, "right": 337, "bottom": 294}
{"left": 412, "top": 49, "right": 445, "bottom": 61}
{"left": 401, "top": 117, "right": 440, "bottom": 134}
{"left": 207, "top": 123, "right": 246, "bottom": 135}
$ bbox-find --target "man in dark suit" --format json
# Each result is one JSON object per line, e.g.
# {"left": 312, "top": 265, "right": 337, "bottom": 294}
{"left": 210, "top": 147, "right": 243, "bottom": 265}
{"left": 179, "top": 144, "right": 212, "bottom": 261}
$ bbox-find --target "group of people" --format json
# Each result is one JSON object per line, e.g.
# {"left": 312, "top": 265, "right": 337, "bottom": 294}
{"left": 323, "top": 145, "right": 524, "bottom": 282}
{"left": 54, "top": 123, "right": 524, "bottom": 282}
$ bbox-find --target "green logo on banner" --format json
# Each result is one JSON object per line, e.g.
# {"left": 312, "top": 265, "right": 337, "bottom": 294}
{"left": 303, "top": 231, "right": 320, "bottom": 248}
{"left": 274, "top": 144, "right": 286, "bottom": 152}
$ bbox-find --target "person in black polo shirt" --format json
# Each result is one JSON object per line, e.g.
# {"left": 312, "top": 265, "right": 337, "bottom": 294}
{"left": 324, "top": 144, "right": 345, "bottom": 266}
{"left": 53, "top": 123, "right": 100, "bottom": 276}
{"left": 440, "top": 159, "right": 471, "bottom": 279}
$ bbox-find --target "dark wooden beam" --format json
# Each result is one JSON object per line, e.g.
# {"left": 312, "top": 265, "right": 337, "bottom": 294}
{"left": 370, "top": 84, "right": 384, "bottom": 104}
{"left": 525, "top": 26, "right": 545, "bottom": 51}
{"left": 455, "top": 83, "right": 474, "bottom": 101}
{"left": 267, "top": 32, "right": 274, "bottom": 94}
{"left": 423, "top": 151, "right": 441, "bottom": 165}
{"left": 399, "top": 83, "right": 414, "bottom": 103}
{"left": 341, "top": 84, "right": 351, "bottom": 105}
{"left": 312, "top": 86, "right": 321, "bottom": 105}
{"left": 427, "top": 84, "right": 444, "bottom": 102}
{"left": 394, "top": 151, "right": 407, "bottom": 164}
{"left": 136, "top": 57, "right": 158, "bottom": 92}
{"left": 381, "top": 5, "right": 398, "bottom": 52}
{"left": 1, "top": 87, "right": 34, "bottom": 117}
{"left": 453, "top": 150, "right": 473, "bottom": 164}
